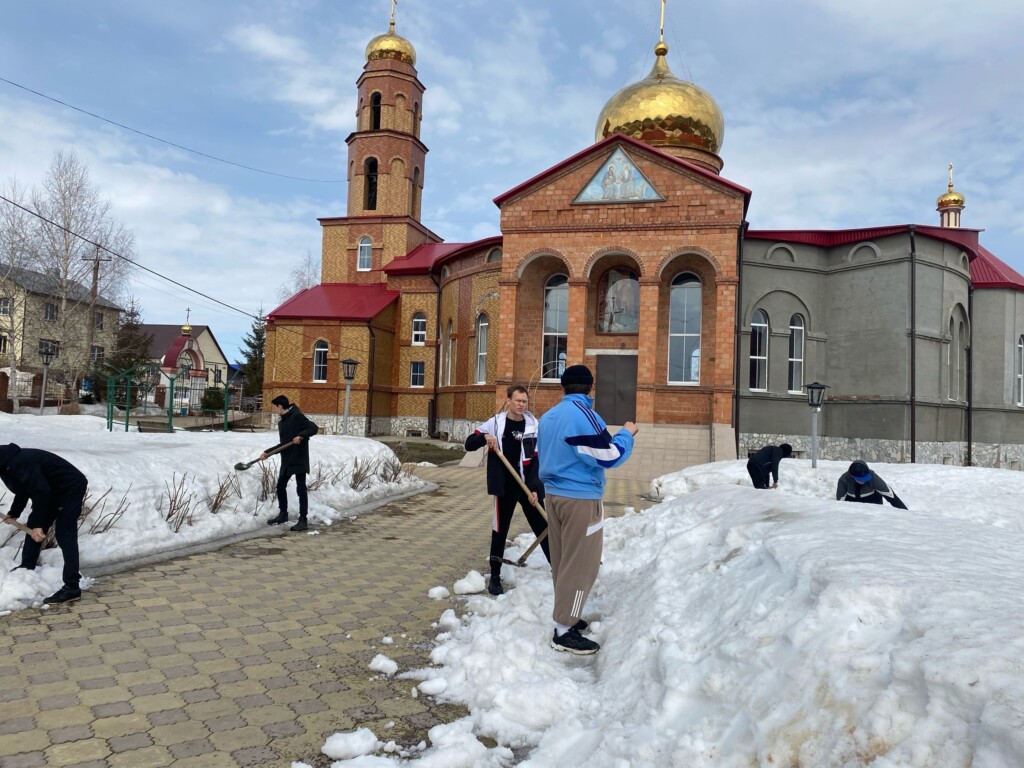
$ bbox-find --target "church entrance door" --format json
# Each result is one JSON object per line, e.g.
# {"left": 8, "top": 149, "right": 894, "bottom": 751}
{"left": 595, "top": 354, "right": 637, "bottom": 426}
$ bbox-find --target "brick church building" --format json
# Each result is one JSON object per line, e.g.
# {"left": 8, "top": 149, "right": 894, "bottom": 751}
{"left": 264, "top": 16, "right": 1024, "bottom": 474}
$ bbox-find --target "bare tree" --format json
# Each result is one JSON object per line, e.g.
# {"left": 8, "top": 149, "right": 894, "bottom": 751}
{"left": 276, "top": 249, "right": 321, "bottom": 302}
{"left": 0, "top": 178, "right": 36, "bottom": 410}
{"left": 28, "top": 150, "right": 136, "bottom": 395}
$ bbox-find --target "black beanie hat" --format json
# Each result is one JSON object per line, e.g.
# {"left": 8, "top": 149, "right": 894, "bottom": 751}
{"left": 271, "top": 395, "right": 290, "bottom": 408}
{"left": 560, "top": 365, "right": 594, "bottom": 388}
{"left": 780, "top": 443, "right": 792, "bottom": 457}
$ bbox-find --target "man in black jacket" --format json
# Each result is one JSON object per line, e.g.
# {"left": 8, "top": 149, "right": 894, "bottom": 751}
{"left": 746, "top": 443, "right": 793, "bottom": 489}
{"left": 465, "top": 385, "right": 549, "bottom": 596}
{"left": 836, "top": 460, "right": 908, "bottom": 509}
{"left": 0, "top": 443, "right": 88, "bottom": 604}
{"left": 260, "top": 395, "right": 319, "bottom": 531}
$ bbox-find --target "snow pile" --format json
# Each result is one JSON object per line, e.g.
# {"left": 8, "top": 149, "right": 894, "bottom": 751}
{"left": 0, "top": 412, "right": 426, "bottom": 612}
{"left": 327, "top": 459, "right": 1024, "bottom": 766}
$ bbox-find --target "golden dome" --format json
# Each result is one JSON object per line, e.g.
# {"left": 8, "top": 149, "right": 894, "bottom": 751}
{"left": 365, "top": 20, "right": 416, "bottom": 66}
{"left": 936, "top": 182, "right": 965, "bottom": 210}
{"left": 595, "top": 42, "right": 724, "bottom": 154}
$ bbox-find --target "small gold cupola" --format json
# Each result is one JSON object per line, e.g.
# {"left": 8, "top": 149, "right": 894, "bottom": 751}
{"left": 365, "top": 7, "right": 416, "bottom": 67}
{"left": 937, "top": 162, "right": 966, "bottom": 228}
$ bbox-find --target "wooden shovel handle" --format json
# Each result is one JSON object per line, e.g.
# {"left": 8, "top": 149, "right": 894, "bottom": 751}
{"left": 492, "top": 445, "right": 547, "bottom": 522}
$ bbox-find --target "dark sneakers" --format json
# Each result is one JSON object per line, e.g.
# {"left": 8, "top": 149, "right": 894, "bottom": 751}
{"left": 44, "top": 585, "right": 82, "bottom": 604}
{"left": 550, "top": 627, "right": 600, "bottom": 655}
{"left": 267, "top": 513, "right": 288, "bottom": 526}
{"left": 289, "top": 518, "right": 308, "bottom": 532}
{"left": 572, "top": 619, "right": 589, "bottom": 632}
{"left": 487, "top": 575, "right": 503, "bottom": 595}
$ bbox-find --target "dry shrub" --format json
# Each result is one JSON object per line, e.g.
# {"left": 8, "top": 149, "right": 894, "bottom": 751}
{"left": 207, "top": 473, "right": 241, "bottom": 514}
{"left": 162, "top": 473, "right": 197, "bottom": 532}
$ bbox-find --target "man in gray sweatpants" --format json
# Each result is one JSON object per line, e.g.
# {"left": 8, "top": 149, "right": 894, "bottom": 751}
{"left": 538, "top": 365, "right": 636, "bottom": 655}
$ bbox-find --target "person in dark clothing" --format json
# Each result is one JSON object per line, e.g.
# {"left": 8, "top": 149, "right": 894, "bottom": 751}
{"left": 465, "top": 385, "right": 549, "bottom": 596}
{"left": 836, "top": 460, "right": 908, "bottom": 509}
{"left": 746, "top": 443, "right": 793, "bottom": 489}
{"left": 260, "top": 395, "right": 319, "bottom": 531}
{"left": 0, "top": 443, "right": 88, "bottom": 604}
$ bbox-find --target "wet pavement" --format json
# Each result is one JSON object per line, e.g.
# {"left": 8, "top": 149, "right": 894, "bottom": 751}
{"left": 0, "top": 466, "right": 653, "bottom": 767}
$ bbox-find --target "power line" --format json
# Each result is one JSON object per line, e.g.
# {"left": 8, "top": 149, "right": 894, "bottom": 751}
{"left": 0, "top": 76, "right": 346, "bottom": 184}
{"left": 0, "top": 193, "right": 380, "bottom": 359}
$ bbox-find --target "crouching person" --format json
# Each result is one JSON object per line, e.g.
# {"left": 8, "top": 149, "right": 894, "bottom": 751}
{"left": 836, "top": 460, "right": 908, "bottom": 509}
{"left": 0, "top": 443, "right": 88, "bottom": 604}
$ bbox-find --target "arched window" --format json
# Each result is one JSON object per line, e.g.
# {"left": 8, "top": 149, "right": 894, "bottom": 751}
{"left": 788, "top": 314, "right": 805, "bottom": 393}
{"left": 598, "top": 268, "right": 640, "bottom": 333}
{"left": 411, "top": 167, "right": 421, "bottom": 216}
{"left": 363, "top": 157, "right": 378, "bottom": 210}
{"left": 444, "top": 320, "right": 454, "bottom": 386}
{"left": 411, "top": 312, "right": 427, "bottom": 345}
{"left": 1016, "top": 336, "right": 1024, "bottom": 407}
{"left": 475, "top": 314, "right": 489, "bottom": 384}
{"left": 486, "top": 248, "right": 502, "bottom": 263}
{"left": 370, "top": 92, "right": 382, "bottom": 130}
{"left": 668, "top": 273, "right": 701, "bottom": 384}
{"left": 440, "top": 265, "right": 450, "bottom": 280}
{"left": 948, "top": 317, "right": 957, "bottom": 400}
{"left": 958, "top": 319, "right": 967, "bottom": 402}
{"left": 542, "top": 274, "right": 569, "bottom": 380}
{"left": 313, "top": 340, "right": 328, "bottom": 383}
{"left": 750, "top": 309, "right": 769, "bottom": 391}
{"left": 413, "top": 102, "right": 420, "bottom": 138}
{"left": 358, "top": 237, "right": 372, "bottom": 271}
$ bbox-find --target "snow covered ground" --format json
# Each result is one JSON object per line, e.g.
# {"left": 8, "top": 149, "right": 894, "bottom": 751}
{"left": 309, "top": 458, "right": 1024, "bottom": 767}
{"left": 0, "top": 411, "right": 426, "bottom": 613}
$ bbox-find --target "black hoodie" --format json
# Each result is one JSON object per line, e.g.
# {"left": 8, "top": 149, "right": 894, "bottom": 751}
{"left": 0, "top": 443, "right": 88, "bottom": 526}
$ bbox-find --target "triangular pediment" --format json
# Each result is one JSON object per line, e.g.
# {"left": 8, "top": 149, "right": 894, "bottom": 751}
{"left": 573, "top": 147, "right": 664, "bottom": 204}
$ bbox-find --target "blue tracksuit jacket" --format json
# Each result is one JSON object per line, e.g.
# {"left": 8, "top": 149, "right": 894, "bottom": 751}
{"left": 538, "top": 394, "right": 634, "bottom": 499}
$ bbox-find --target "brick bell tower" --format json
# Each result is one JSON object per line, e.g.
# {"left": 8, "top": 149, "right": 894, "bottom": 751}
{"left": 322, "top": 9, "right": 433, "bottom": 283}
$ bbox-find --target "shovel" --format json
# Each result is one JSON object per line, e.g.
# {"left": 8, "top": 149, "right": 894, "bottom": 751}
{"left": 491, "top": 444, "right": 549, "bottom": 567}
{"left": 234, "top": 441, "right": 290, "bottom": 471}
{"left": 2, "top": 515, "right": 35, "bottom": 536}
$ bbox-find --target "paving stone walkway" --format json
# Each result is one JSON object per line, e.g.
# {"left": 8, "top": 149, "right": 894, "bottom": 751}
{"left": 0, "top": 466, "right": 654, "bottom": 768}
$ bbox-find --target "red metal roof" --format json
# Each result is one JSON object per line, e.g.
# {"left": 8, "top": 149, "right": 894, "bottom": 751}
{"left": 746, "top": 224, "right": 1024, "bottom": 292}
{"left": 384, "top": 236, "right": 504, "bottom": 275}
{"left": 267, "top": 283, "right": 399, "bottom": 321}
{"left": 493, "top": 133, "right": 751, "bottom": 206}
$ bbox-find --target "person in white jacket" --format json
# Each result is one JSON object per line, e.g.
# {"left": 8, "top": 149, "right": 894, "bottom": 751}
{"left": 464, "top": 385, "right": 548, "bottom": 595}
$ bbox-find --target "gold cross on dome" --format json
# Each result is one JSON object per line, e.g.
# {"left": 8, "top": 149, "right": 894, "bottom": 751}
{"left": 660, "top": 0, "right": 667, "bottom": 42}
{"left": 948, "top": 161, "right": 955, "bottom": 187}
{"left": 391, "top": 0, "right": 398, "bottom": 26}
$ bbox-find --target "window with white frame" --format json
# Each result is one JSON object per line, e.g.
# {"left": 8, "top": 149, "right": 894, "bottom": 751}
{"left": 39, "top": 339, "right": 59, "bottom": 358}
{"left": 958, "top": 320, "right": 967, "bottom": 402}
{"left": 443, "top": 320, "right": 454, "bottom": 386}
{"left": 668, "top": 273, "right": 701, "bottom": 384}
{"left": 94, "top": 311, "right": 103, "bottom": 330}
{"left": 411, "top": 312, "right": 427, "bottom": 345}
{"left": 358, "top": 237, "right": 373, "bottom": 271}
{"left": 0, "top": 334, "right": 7, "bottom": 355}
{"left": 89, "top": 345, "right": 104, "bottom": 363}
{"left": 313, "top": 340, "right": 328, "bottom": 382}
{"left": 44, "top": 302, "right": 57, "bottom": 322}
{"left": 475, "top": 314, "right": 488, "bottom": 384}
{"left": 788, "top": 314, "right": 805, "bottom": 393}
{"left": 947, "top": 317, "right": 957, "bottom": 401}
{"left": 1016, "top": 336, "right": 1024, "bottom": 406}
{"left": 486, "top": 248, "right": 502, "bottom": 263}
{"left": 410, "top": 361, "right": 425, "bottom": 387}
{"left": 542, "top": 274, "right": 568, "bottom": 379}
{"left": 214, "top": 368, "right": 222, "bottom": 384}
{"left": 0, "top": 297, "right": 10, "bottom": 316}
{"left": 749, "top": 309, "right": 769, "bottom": 391}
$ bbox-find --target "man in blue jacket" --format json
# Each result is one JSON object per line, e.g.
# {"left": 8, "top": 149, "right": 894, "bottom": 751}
{"left": 538, "top": 365, "right": 636, "bottom": 655}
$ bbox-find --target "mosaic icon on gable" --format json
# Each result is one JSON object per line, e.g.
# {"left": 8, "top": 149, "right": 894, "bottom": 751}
{"left": 574, "top": 148, "right": 664, "bottom": 204}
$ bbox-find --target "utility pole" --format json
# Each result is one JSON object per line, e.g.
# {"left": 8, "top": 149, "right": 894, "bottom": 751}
{"left": 84, "top": 246, "right": 111, "bottom": 368}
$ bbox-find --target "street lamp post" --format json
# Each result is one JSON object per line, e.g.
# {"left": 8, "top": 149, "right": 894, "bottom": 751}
{"left": 804, "top": 381, "right": 830, "bottom": 469}
{"left": 39, "top": 347, "right": 55, "bottom": 415}
{"left": 341, "top": 358, "right": 359, "bottom": 436}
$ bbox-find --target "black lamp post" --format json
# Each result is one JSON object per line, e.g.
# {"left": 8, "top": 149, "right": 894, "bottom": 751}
{"left": 39, "top": 347, "right": 55, "bottom": 415}
{"left": 804, "top": 381, "right": 829, "bottom": 468}
{"left": 341, "top": 359, "right": 359, "bottom": 435}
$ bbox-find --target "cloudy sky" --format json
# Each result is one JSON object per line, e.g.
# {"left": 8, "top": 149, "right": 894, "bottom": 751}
{"left": 1, "top": 0, "right": 1021, "bottom": 361}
